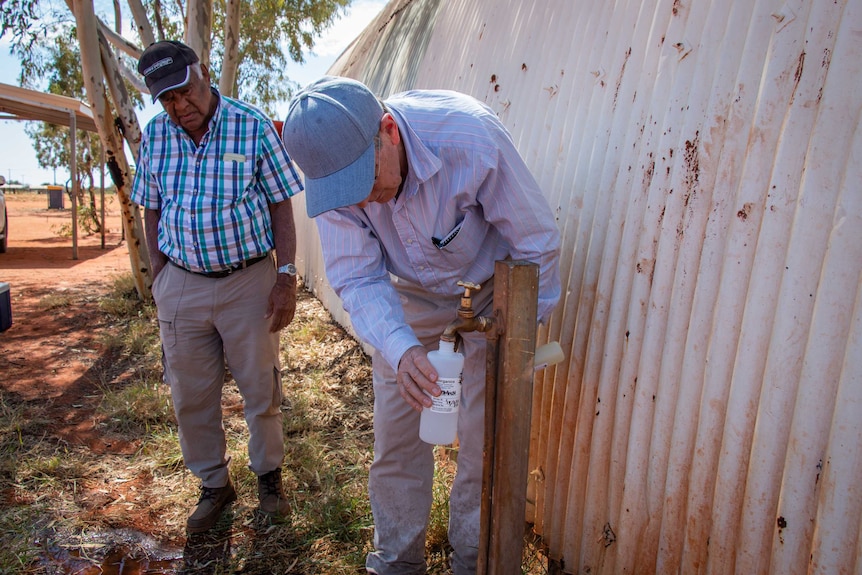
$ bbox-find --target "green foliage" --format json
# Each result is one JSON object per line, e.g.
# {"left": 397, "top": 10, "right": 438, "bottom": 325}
{"left": 0, "top": 0, "right": 70, "bottom": 66}
{"left": 21, "top": 23, "right": 80, "bottom": 92}
{"left": 142, "top": 0, "right": 184, "bottom": 44}
{"left": 427, "top": 448, "right": 456, "bottom": 550}
{"left": 209, "top": 0, "right": 351, "bottom": 115}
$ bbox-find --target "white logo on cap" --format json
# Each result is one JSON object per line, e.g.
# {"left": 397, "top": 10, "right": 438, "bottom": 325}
{"left": 142, "top": 57, "right": 174, "bottom": 77}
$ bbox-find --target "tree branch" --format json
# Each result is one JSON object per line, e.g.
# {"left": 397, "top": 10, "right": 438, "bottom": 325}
{"left": 117, "top": 59, "right": 148, "bottom": 94}
{"left": 97, "top": 19, "right": 142, "bottom": 59}
{"left": 126, "top": 0, "right": 155, "bottom": 47}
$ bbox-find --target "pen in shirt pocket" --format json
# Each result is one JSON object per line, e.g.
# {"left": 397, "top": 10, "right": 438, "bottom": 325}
{"left": 432, "top": 221, "right": 463, "bottom": 249}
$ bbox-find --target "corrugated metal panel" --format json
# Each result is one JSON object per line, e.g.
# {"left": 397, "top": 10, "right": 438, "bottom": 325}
{"left": 294, "top": 0, "right": 862, "bottom": 572}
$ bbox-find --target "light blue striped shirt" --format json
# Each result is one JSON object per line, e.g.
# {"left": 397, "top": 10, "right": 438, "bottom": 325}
{"left": 317, "top": 90, "right": 561, "bottom": 370}
{"left": 131, "top": 90, "right": 302, "bottom": 273}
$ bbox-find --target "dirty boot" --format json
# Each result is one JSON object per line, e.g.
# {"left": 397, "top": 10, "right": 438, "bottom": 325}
{"left": 186, "top": 480, "right": 238, "bottom": 533}
{"left": 257, "top": 468, "right": 290, "bottom": 517}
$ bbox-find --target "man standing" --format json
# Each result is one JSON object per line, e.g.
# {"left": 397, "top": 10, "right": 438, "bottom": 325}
{"left": 281, "top": 76, "right": 561, "bottom": 574}
{"left": 131, "top": 40, "right": 302, "bottom": 533}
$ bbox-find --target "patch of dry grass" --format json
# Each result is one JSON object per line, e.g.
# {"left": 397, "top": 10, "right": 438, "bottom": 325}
{"left": 0, "top": 276, "right": 549, "bottom": 574}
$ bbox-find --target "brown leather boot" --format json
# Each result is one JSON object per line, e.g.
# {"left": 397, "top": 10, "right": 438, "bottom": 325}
{"left": 257, "top": 468, "right": 290, "bottom": 517}
{"left": 186, "top": 480, "right": 238, "bottom": 533}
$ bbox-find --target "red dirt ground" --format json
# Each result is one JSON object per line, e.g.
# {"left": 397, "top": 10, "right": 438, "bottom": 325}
{"left": 0, "top": 193, "right": 190, "bottom": 560}
{"left": 0, "top": 192, "right": 158, "bottom": 522}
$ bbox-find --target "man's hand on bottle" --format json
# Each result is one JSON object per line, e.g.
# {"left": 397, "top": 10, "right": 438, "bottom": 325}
{"left": 396, "top": 345, "right": 439, "bottom": 412}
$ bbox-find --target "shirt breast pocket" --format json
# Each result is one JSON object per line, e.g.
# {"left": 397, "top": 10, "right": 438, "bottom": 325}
{"left": 223, "top": 155, "right": 255, "bottom": 200}
{"left": 433, "top": 210, "right": 485, "bottom": 259}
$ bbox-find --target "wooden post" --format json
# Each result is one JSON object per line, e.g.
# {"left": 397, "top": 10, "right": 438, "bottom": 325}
{"left": 478, "top": 260, "right": 539, "bottom": 574}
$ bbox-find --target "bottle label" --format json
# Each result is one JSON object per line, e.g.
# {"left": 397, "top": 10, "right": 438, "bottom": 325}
{"left": 429, "top": 377, "right": 461, "bottom": 413}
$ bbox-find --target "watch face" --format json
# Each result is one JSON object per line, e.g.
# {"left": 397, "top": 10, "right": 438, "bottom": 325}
{"left": 278, "top": 263, "right": 297, "bottom": 276}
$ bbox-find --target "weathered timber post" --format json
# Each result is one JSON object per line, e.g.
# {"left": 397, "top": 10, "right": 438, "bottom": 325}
{"left": 478, "top": 259, "right": 539, "bottom": 574}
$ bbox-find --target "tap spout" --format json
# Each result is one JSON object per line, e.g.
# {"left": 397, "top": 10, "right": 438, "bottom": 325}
{"left": 441, "top": 281, "right": 495, "bottom": 343}
{"left": 441, "top": 314, "right": 494, "bottom": 343}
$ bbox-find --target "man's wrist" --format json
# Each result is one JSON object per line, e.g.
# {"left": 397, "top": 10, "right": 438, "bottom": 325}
{"left": 277, "top": 263, "right": 297, "bottom": 276}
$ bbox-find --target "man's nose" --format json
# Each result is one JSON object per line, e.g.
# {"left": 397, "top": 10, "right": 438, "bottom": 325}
{"left": 172, "top": 94, "right": 191, "bottom": 111}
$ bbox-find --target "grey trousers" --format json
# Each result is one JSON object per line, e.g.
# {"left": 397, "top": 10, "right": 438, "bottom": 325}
{"left": 366, "top": 278, "right": 493, "bottom": 575}
{"left": 152, "top": 258, "right": 283, "bottom": 488}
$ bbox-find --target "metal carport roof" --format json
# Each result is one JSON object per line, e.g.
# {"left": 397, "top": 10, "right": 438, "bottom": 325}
{"left": 0, "top": 82, "right": 97, "bottom": 132}
{"left": 0, "top": 82, "right": 100, "bottom": 259}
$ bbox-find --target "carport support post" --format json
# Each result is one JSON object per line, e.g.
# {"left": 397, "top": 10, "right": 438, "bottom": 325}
{"left": 100, "top": 146, "right": 105, "bottom": 249}
{"left": 478, "top": 260, "right": 539, "bottom": 574}
{"left": 69, "top": 110, "right": 78, "bottom": 260}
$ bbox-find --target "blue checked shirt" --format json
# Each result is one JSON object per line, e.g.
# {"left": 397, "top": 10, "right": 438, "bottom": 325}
{"left": 131, "top": 90, "right": 302, "bottom": 273}
{"left": 316, "top": 90, "right": 562, "bottom": 370}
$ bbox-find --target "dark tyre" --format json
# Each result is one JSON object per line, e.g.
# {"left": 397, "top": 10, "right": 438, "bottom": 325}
{"left": 0, "top": 214, "right": 6, "bottom": 253}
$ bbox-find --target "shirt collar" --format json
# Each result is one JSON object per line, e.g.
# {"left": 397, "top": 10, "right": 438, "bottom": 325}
{"left": 387, "top": 104, "right": 442, "bottom": 198}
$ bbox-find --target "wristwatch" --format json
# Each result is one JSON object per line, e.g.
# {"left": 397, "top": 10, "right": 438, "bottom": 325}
{"left": 277, "top": 263, "right": 297, "bottom": 276}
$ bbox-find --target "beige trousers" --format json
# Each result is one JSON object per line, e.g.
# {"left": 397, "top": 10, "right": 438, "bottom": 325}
{"left": 366, "top": 277, "right": 493, "bottom": 575}
{"left": 152, "top": 258, "right": 283, "bottom": 488}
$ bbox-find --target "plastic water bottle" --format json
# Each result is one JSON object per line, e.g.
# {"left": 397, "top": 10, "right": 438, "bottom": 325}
{"left": 419, "top": 339, "right": 465, "bottom": 445}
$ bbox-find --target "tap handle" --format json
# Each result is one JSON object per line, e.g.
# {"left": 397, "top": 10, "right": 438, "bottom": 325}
{"left": 457, "top": 281, "right": 482, "bottom": 297}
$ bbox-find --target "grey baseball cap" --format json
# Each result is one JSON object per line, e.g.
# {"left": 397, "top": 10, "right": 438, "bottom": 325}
{"left": 281, "top": 76, "right": 384, "bottom": 218}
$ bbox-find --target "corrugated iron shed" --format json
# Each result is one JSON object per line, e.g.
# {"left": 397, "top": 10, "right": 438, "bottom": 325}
{"left": 291, "top": 0, "right": 862, "bottom": 572}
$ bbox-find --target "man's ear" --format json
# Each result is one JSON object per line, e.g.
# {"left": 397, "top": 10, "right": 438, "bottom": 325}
{"left": 380, "top": 113, "right": 400, "bottom": 145}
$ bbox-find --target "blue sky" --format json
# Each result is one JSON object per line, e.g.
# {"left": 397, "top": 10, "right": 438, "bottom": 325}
{"left": 0, "top": 0, "right": 386, "bottom": 186}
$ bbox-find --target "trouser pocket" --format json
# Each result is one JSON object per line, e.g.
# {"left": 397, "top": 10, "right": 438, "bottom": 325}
{"left": 153, "top": 264, "right": 183, "bottom": 349}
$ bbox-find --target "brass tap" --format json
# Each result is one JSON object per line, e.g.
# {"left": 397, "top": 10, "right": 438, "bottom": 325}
{"left": 441, "top": 281, "right": 495, "bottom": 344}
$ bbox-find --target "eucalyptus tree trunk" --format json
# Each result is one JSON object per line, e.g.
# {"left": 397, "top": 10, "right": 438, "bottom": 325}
{"left": 218, "top": 0, "right": 241, "bottom": 97}
{"left": 71, "top": 0, "right": 152, "bottom": 300}
{"left": 186, "top": 0, "right": 213, "bottom": 67}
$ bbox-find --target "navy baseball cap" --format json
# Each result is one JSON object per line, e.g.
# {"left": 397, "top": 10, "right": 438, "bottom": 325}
{"left": 138, "top": 40, "right": 200, "bottom": 103}
{"left": 281, "top": 76, "right": 384, "bottom": 218}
